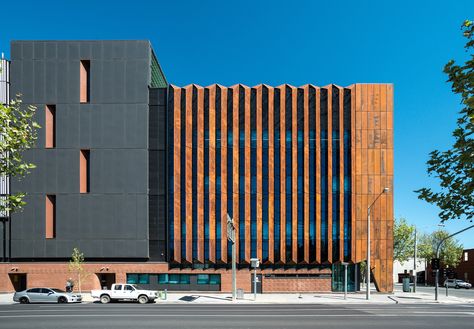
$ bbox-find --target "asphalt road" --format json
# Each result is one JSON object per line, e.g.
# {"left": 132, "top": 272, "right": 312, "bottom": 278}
{"left": 415, "top": 285, "right": 474, "bottom": 299}
{"left": 1, "top": 303, "right": 474, "bottom": 329}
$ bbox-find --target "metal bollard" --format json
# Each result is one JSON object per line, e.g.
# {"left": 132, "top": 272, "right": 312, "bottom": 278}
{"left": 446, "top": 284, "right": 448, "bottom": 297}
{"left": 164, "top": 289, "right": 167, "bottom": 300}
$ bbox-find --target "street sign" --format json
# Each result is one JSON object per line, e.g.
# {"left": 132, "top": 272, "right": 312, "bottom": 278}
{"left": 250, "top": 258, "right": 260, "bottom": 268}
{"left": 226, "top": 213, "right": 237, "bottom": 302}
{"left": 226, "top": 214, "right": 235, "bottom": 243}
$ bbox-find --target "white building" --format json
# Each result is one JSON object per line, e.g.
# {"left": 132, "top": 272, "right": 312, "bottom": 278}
{"left": 393, "top": 258, "right": 427, "bottom": 283}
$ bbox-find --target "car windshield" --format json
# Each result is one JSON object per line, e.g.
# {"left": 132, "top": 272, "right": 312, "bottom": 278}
{"left": 52, "top": 289, "right": 66, "bottom": 293}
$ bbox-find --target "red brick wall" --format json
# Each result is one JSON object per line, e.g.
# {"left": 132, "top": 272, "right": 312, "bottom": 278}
{"left": 0, "top": 263, "right": 332, "bottom": 293}
{"left": 263, "top": 277, "right": 331, "bottom": 292}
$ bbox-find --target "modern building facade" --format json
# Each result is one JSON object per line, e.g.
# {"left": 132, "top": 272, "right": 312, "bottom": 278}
{"left": 0, "top": 40, "right": 394, "bottom": 293}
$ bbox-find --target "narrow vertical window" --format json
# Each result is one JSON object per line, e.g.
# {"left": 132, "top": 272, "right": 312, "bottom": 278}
{"left": 45, "top": 105, "right": 56, "bottom": 148}
{"left": 45, "top": 195, "right": 56, "bottom": 239}
{"left": 80, "top": 60, "right": 90, "bottom": 103}
{"left": 80, "top": 150, "right": 90, "bottom": 193}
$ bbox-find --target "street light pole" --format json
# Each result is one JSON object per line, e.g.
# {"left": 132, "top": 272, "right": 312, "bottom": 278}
{"left": 367, "top": 187, "right": 389, "bottom": 300}
{"left": 434, "top": 224, "right": 474, "bottom": 301}
{"left": 413, "top": 228, "right": 417, "bottom": 293}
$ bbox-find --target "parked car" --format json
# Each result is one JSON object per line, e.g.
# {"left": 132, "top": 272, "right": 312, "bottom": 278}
{"left": 444, "top": 279, "right": 472, "bottom": 289}
{"left": 91, "top": 283, "right": 158, "bottom": 304}
{"left": 13, "top": 288, "right": 82, "bottom": 304}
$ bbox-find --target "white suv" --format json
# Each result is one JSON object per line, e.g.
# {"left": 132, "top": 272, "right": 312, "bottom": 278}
{"left": 444, "top": 279, "right": 472, "bottom": 289}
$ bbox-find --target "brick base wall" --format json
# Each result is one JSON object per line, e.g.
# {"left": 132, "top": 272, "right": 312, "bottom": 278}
{"left": 0, "top": 263, "right": 332, "bottom": 293}
{"left": 263, "top": 277, "right": 331, "bottom": 292}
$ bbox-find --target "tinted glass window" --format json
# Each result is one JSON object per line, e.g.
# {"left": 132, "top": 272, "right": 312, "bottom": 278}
{"left": 114, "top": 285, "right": 122, "bottom": 290}
{"left": 197, "top": 274, "right": 209, "bottom": 284}
{"left": 180, "top": 274, "right": 190, "bottom": 284}
{"left": 158, "top": 274, "right": 168, "bottom": 284}
{"left": 124, "top": 285, "right": 134, "bottom": 291}
{"left": 28, "top": 288, "right": 41, "bottom": 293}
{"left": 41, "top": 288, "right": 53, "bottom": 294}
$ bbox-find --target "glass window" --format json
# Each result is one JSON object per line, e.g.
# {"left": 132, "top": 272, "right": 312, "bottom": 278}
{"left": 197, "top": 274, "right": 209, "bottom": 284}
{"left": 209, "top": 274, "right": 221, "bottom": 285}
{"left": 138, "top": 274, "right": 149, "bottom": 284}
{"left": 158, "top": 274, "right": 168, "bottom": 284}
{"left": 124, "top": 285, "right": 134, "bottom": 291}
{"left": 180, "top": 274, "right": 191, "bottom": 284}
{"left": 28, "top": 288, "right": 41, "bottom": 293}
{"left": 127, "top": 274, "right": 138, "bottom": 284}
{"left": 169, "top": 274, "right": 180, "bottom": 284}
{"left": 114, "top": 285, "right": 122, "bottom": 290}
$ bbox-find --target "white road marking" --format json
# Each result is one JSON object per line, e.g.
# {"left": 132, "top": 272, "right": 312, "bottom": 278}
{"left": 0, "top": 313, "right": 473, "bottom": 318}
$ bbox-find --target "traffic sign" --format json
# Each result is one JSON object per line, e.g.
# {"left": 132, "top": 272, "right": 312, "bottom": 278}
{"left": 226, "top": 214, "right": 235, "bottom": 243}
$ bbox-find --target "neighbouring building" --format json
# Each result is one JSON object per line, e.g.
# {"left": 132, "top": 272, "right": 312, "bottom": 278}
{"left": 426, "top": 249, "right": 474, "bottom": 285}
{"left": 0, "top": 40, "right": 394, "bottom": 293}
{"left": 456, "top": 249, "right": 474, "bottom": 283}
{"left": 393, "top": 258, "right": 427, "bottom": 284}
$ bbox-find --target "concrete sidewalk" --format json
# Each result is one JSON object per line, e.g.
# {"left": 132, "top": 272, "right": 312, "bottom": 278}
{"left": 1, "top": 288, "right": 473, "bottom": 305}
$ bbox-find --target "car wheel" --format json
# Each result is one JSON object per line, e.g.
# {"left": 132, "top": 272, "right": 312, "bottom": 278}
{"left": 19, "top": 297, "right": 29, "bottom": 304}
{"left": 138, "top": 295, "right": 148, "bottom": 304}
{"left": 58, "top": 296, "right": 68, "bottom": 304}
{"left": 100, "top": 295, "right": 111, "bottom": 304}
{"left": 455, "top": 285, "right": 460, "bottom": 289}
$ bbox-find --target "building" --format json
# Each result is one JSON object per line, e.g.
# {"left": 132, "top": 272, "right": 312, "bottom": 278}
{"left": 0, "top": 40, "right": 394, "bottom": 293}
{"left": 393, "top": 258, "right": 427, "bottom": 284}
{"left": 456, "top": 249, "right": 474, "bottom": 283}
{"left": 426, "top": 249, "right": 474, "bottom": 285}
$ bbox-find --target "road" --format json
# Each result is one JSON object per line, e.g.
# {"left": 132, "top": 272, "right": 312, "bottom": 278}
{"left": 1, "top": 303, "right": 474, "bottom": 329}
{"left": 414, "top": 285, "right": 474, "bottom": 299}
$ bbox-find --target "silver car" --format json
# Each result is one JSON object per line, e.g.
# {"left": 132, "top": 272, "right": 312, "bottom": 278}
{"left": 444, "top": 279, "right": 472, "bottom": 289}
{"left": 13, "top": 288, "right": 82, "bottom": 304}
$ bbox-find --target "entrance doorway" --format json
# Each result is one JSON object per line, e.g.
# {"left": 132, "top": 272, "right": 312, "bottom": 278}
{"left": 9, "top": 273, "right": 27, "bottom": 291}
{"left": 97, "top": 273, "right": 115, "bottom": 290}
{"left": 250, "top": 274, "right": 262, "bottom": 294}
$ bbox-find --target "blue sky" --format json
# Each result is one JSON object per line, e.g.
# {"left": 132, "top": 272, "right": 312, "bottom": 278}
{"left": 2, "top": 0, "right": 473, "bottom": 247}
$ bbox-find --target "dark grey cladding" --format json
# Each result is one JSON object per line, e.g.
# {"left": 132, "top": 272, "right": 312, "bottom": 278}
{"left": 148, "top": 88, "right": 167, "bottom": 261}
{"left": 9, "top": 40, "right": 166, "bottom": 259}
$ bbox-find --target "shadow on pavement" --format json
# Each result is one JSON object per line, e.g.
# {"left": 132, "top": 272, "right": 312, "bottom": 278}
{"left": 179, "top": 295, "right": 233, "bottom": 302}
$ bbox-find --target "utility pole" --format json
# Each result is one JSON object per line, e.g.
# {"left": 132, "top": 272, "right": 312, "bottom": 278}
{"left": 367, "top": 187, "right": 389, "bottom": 300}
{"left": 413, "top": 228, "right": 417, "bottom": 293}
{"left": 227, "top": 214, "right": 237, "bottom": 302}
{"left": 434, "top": 224, "right": 474, "bottom": 301}
{"left": 342, "top": 262, "right": 349, "bottom": 300}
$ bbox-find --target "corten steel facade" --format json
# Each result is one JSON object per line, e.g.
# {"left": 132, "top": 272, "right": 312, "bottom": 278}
{"left": 168, "top": 84, "right": 393, "bottom": 292}
{"left": 0, "top": 40, "right": 393, "bottom": 293}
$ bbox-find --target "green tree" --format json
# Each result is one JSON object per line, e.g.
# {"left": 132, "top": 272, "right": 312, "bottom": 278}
{"left": 393, "top": 218, "right": 415, "bottom": 263}
{"left": 68, "top": 247, "right": 90, "bottom": 294}
{"left": 0, "top": 96, "right": 39, "bottom": 215}
{"left": 417, "top": 230, "right": 464, "bottom": 268}
{"left": 416, "top": 20, "right": 474, "bottom": 223}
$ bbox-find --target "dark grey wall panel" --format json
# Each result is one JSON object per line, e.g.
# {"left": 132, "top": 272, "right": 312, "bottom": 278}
{"left": 148, "top": 88, "right": 167, "bottom": 261}
{"left": 9, "top": 40, "right": 154, "bottom": 260}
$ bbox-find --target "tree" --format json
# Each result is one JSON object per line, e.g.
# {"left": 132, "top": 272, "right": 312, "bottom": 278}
{"left": 0, "top": 96, "right": 39, "bottom": 215}
{"left": 417, "top": 230, "right": 464, "bottom": 268}
{"left": 68, "top": 247, "right": 90, "bottom": 294}
{"left": 393, "top": 218, "right": 415, "bottom": 263}
{"left": 416, "top": 20, "right": 474, "bottom": 223}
